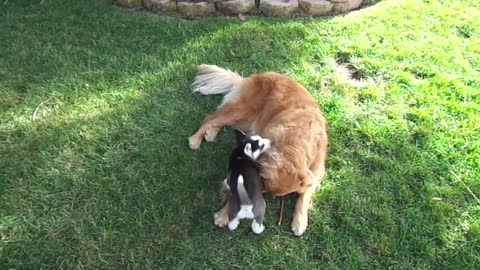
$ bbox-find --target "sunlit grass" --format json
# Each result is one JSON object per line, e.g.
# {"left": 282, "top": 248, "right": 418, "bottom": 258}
{"left": 1, "top": 0, "right": 479, "bottom": 269}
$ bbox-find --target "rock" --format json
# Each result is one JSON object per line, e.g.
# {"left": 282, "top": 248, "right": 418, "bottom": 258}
{"left": 217, "top": 0, "right": 255, "bottom": 15}
{"left": 331, "top": 0, "right": 362, "bottom": 13}
{"left": 116, "top": 0, "right": 143, "bottom": 8}
{"left": 177, "top": 1, "right": 216, "bottom": 17}
{"left": 299, "top": 0, "right": 333, "bottom": 15}
{"left": 144, "top": 0, "right": 176, "bottom": 12}
{"left": 260, "top": 0, "right": 299, "bottom": 17}
{"left": 193, "top": 0, "right": 225, "bottom": 2}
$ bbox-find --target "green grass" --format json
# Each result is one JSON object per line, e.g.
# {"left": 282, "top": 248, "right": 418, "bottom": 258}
{"left": 1, "top": 0, "right": 479, "bottom": 268}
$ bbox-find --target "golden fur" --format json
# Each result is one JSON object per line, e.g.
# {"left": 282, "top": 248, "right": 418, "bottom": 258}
{"left": 189, "top": 65, "right": 328, "bottom": 236}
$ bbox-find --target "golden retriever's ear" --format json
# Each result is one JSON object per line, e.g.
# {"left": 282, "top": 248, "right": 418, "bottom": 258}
{"left": 299, "top": 170, "right": 315, "bottom": 187}
{"left": 284, "top": 161, "right": 297, "bottom": 175}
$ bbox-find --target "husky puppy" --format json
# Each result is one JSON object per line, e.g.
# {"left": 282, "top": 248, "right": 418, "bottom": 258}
{"left": 222, "top": 129, "right": 272, "bottom": 234}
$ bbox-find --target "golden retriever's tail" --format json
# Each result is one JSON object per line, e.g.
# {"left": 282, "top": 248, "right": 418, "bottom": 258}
{"left": 191, "top": 64, "right": 244, "bottom": 95}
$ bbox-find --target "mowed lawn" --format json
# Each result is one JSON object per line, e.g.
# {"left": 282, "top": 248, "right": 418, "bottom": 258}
{"left": 1, "top": 0, "right": 479, "bottom": 268}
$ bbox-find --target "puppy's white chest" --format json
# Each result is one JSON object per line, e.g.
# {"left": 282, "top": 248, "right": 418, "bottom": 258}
{"left": 237, "top": 205, "right": 254, "bottom": 219}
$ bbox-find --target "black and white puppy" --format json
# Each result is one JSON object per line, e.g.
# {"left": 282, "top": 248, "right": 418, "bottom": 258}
{"left": 223, "top": 129, "right": 272, "bottom": 234}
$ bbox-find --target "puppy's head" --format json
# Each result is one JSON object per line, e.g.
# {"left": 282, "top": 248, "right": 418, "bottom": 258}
{"left": 234, "top": 129, "right": 272, "bottom": 160}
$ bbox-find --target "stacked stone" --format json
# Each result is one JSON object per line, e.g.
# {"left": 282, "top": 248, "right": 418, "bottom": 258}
{"left": 115, "top": 0, "right": 365, "bottom": 17}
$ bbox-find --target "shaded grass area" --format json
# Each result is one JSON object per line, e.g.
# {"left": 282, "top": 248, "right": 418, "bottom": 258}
{"left": 1, "top": 0, "right": 479, "bottom": 268}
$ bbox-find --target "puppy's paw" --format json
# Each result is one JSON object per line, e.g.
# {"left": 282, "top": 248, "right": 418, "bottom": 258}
{"left": 291, "top": 216, "right": 308, "bottom": 236}
{"left": 228, "top": 219, "right": 240, "bottom": 231}
{"left": 213, "top": 211, "right": 229, "bottom": 228}
{"left": 188, "top": 136, "right": 201, "bottom": 150}
{"left": 251, "top": 221, "right": 265, "bottom": 234}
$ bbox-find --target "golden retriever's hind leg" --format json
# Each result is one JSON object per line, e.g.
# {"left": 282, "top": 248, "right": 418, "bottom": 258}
{"left": 205, "top": 127, "right": 220, "bottom": 142}
{"left": 188, "top": 114, "right": 219, "bottom": 149}
{"left": 188, "top": 103, "right": 246, "bottom": 150}
{"left": 188, "top": 124, "right": 219, "bottom": 149}
{"left": 291, "top": 186, "right": 315, "bottom": 236}
{"left": 188, "top": 133, "right": 204, "bottom": 150}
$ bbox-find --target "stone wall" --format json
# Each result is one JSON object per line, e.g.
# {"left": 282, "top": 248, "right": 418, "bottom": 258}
{"left": 114, "top": 0, "right": 369, "bottom": 17}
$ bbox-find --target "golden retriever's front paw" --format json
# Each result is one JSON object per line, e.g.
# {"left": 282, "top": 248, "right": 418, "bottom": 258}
{"left": 188, "top": 136, "right": 201, "bottom": 150}
{"left": 291, "top": 215, "right": 308, "bottom": 236}
{"left": 214, "top": 211, "right": 229, "bottom": 228}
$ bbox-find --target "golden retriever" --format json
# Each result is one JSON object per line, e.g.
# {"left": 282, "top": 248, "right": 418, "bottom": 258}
{"left": 188, "top": 65, "right": 328, "bottom": 236}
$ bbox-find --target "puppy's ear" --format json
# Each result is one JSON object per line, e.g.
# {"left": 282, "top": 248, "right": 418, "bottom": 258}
{"left": 234, "top": 129, "right": 246, "bottom": 144}
{"left": 244, "top": 143, "right": 253, "bottom": 158}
